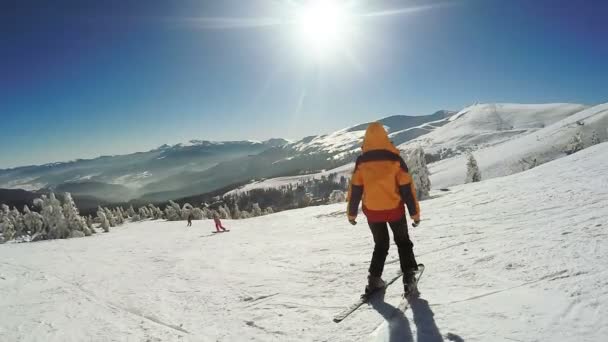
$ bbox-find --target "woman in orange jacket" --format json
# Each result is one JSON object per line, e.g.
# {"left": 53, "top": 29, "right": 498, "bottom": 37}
{"left": 347, "top": 122, "right": 421, "bottom": 295}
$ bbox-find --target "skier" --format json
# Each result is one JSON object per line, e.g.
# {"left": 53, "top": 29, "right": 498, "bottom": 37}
{"left": 213, "top": 213, "right": 228, "bottom": 232}
{"left": 347, "top": 122, "right": 421, "bottom": 296}
{"left": 187, "top": 212, "right": 194, "bottom": 227}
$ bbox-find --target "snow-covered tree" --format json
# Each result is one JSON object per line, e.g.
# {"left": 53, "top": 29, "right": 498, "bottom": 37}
{"left": 191, "top": 207, "right": 204, "bottom": 220}
{"left": 263, "top": 207, "right": 274, "bottom": 215}
{"left": 240, "top": 210, "right": 251, "bottom": 219}
{"left": 251, "top": 203, "right": 262, "bottom": 217}
{"left": 148, "top": 204, "right": 163, "bottom": 220}
{"left": 9, "top": 207, "right": 25, "bottom": 237}
{"left": 23, "top": 205, "right": 44, "bottom": 236}
{"left": 164, "top": 201, "right": 182, "bottom": 221}
{"left": 38, "top": 193, "right": 69, "bottom": 239}
{"left": 590, "top": 130, "right": 601, "bottom": 146}
{"left": 329, "top": 190, "right": 346, "bottom": 203}
{"left": 181, "top": 203, "right": 194, "bottom": 220}
{"left": 232, "top": 203, "right": 241, "bottom": 220}
{"left": 565, "top": 131, "right": 584, "bottom": 155}
{"left": 62, "top": 193, "right": 89, "bottom": 236}
{"left": 401, "top": 146, "right": 431, "bottom": 199}
{"left": 0, "top": 205, "right": 16, "bottom": 242}
{"left": 218, "top": 205, "right": 231, "bottom": 219}
{"left": 104, "top": 207, "right": 117, "bottom": 227}
{"left": 97, "top": 208, "right": 110, "bottom": 232}
{"left": 86, "top": 215, "right": 95, "bottom": 232}
{"left": 127, "top": 205, "right": 136, "bottom": 218}
{"left": 465, "top": 153, "right": 482, "bottom": 183}
{"left": 137, "top": 206, "right": 148, "bottom": 220}
{"left": 202, "top": 207, "right": 213, "bottom": 219}
{"left": 115, "top": 207, "right": 125, "bottom": 224}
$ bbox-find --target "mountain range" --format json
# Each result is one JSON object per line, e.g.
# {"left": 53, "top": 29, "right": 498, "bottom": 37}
{"left": 0, "top": 110, "right": 454, "bottom": 204}
{"left": 3, "top": 102, "right": 607, "bottom": 207}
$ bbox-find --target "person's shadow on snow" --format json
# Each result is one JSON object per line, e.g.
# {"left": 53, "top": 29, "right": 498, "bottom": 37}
{"left": 370, "top": 292, "right": 457, "bottom": 342}
{"left": 410, "top": 297, "right": 444, "bottom": 342}
{"left": 369, "top": 291, "right": 414, "bottom": 342}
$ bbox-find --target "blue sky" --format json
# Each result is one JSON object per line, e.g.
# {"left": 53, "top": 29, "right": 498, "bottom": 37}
{"left": 1, "top": 0, "right": 607, "bottom": 168}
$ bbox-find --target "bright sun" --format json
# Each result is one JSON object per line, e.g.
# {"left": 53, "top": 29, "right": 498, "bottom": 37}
{"left": 293, "top": 0, "right": 355, "bottom": 60}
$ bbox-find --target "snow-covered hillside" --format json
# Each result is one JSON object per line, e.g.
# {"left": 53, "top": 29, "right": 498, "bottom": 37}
{"left": 223, "top": 103, "right": 598, "bottom": 195}
{"left": 429, "top": 102, "right": 608, "bottom": 189}
{"left": 289, "top": 111, "right": 454, "bottom": 160}
{"left": 399, "top": 103, "right": 587, "bottom": 157}
{"left": 225, "top": 163, "right": 354, "bottom": 196}
{"left": 1, "top": 143, "right": 607, "bottom": 341}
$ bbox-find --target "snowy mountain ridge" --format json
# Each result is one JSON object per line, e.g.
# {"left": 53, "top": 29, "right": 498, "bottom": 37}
{"left": 0, "top": 111, "right": 452, "bottom": 203}
{"left": 226, "top": 102, "right": 605, "bottom": 196}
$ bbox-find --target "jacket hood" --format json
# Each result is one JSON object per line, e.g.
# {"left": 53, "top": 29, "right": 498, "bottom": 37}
{"left": 362, "top": 122, "right": 400, "bottom": 154}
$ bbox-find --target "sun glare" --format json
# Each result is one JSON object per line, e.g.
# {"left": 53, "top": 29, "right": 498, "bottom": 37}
{"left": 293, "top": 1, "right": 354, "bottom": 60}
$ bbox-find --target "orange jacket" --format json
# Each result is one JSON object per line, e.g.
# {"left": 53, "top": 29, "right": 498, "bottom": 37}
{"left": 347, "top": 123, "right": 420, "bottom": 223}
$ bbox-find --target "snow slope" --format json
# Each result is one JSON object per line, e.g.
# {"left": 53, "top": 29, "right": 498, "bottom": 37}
{"left": 1, "top": 143, "right": 607, "bottom": 341}
{"left": 399, "top": 103, "right": 586, "bottom": 156}
{"left": 225, "top": 163, "right": 354, "bottom": 196}
{"left": 290, "top": 111, "right": 454, "bottom": 157}
{"left": 429, "top": 102, "right": 608, "bottom": 189}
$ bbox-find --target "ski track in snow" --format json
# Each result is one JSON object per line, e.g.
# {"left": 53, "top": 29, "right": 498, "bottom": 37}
{"left": 1, "top": 144, "right": 608, "bottom": 341}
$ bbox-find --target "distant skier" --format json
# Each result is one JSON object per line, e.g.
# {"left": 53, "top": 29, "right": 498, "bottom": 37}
{"left": 187, "top": 212, "right": 194, "bottom": 227}
{"left": 347, "top": 122, "right": 421, "bottom": 296}
{"left": 213, "top": 213, "right": 228, "bottom": 232}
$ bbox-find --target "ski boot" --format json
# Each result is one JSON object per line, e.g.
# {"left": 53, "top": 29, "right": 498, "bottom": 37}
{"left": 403, "top": 272, "right": 418, "bottom": 297}
{"left": 365, "top": 274, "right": 386, "bottom": 294}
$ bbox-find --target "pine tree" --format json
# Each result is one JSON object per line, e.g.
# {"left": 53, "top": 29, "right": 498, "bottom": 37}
{"left": 251, "top": 203, "right": 262, "bottom": 217}
{"left": 565, "top": 131, "right": 584, "bottom": 155}
{"left": 0, "top": 204, "right": 16, "bottom": 242}
{"left": 137, "top": 207, "right": 148, "bottom": 220}
{"left": 465, "top": 153, "right": 482, "bottom": 183}
{"left": 402, "top": 146, "right": 431, "bottom": 199}
{"left": 232, "top": 203, "right": 241, "bottom": 219}
{"left": 191, "top": 208, "right": 204, "bottom": 220}
{"left": 591, "top": 130, "right": 601, "bottom": 146}
{"left": 127, "top": 205, "right": 137, "bottom": 218}
{"left": 62, "top": 192, "right": 89, "bottom": 237}
{"left": 164, "top": 201, "right": 182, "bottom": 221}
{"left": 181, "top": 203, "right": 193, "bottom": 220}
{"left": 39, "top": 193, "right": 70, "bottom": 239}
{"left": 23, "top": 205, "right": 44, "bottom": 236}
{"left": 218, "top": 205, "right": 231, "bottom": 219}
{"left": 329, "top": 190, "right": 346, "bottom": 203}
{"left": 97, "top": 207, "right": 110, "bottom": 232}
{"left": 103, "top": 207, "right": 116, "bottom": 227}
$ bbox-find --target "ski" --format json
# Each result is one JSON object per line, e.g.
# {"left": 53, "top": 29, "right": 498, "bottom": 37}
{"left": 211, "top": 230, "right": 230, "bottom": 234}
{"left": 332, "top": 271, "right": 403, "bottom": 323}
{"left": 332, "top": 264, "right": 425, "bottom": 323}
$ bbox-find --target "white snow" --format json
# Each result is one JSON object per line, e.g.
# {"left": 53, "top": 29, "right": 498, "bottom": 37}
{"left": 292, "top": 128, "right": 367, "bottom": 154}
{"left": 113, "top": 171, "right": 153, "bottom": 187}
{"left": 429, "top": 102, "right": 608, "bottom": 189}
{"left": 1, "top": 142, "right": 607, "bottom": 341}
{"left": 2, "top": 177, "right": 47, "bottom": 191}
{"left": 225, "top": 163, "right": 355, "bottom": 196}
{"left": 399, "top": 103, "right": 587, "bottom": 156}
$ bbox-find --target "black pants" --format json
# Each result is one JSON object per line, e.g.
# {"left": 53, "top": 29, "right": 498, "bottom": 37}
{"left": 368, "top": 216, "right": 418, "bottom": 278}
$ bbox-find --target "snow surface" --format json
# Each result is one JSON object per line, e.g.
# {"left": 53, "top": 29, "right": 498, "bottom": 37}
{"left": 429, "top": 103, "right": 608, "bottom": 189}
{"left": 225, "top": 163, "right": 354, "bottom": 196}
{"left": 399, "top": 103, "right": 587, "bottom": 155}
{"left": 1, "top": 143, "right": 607, "bottom": 341}
{"left": 223, "top": 103, "right": 596, "bottom": 195}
